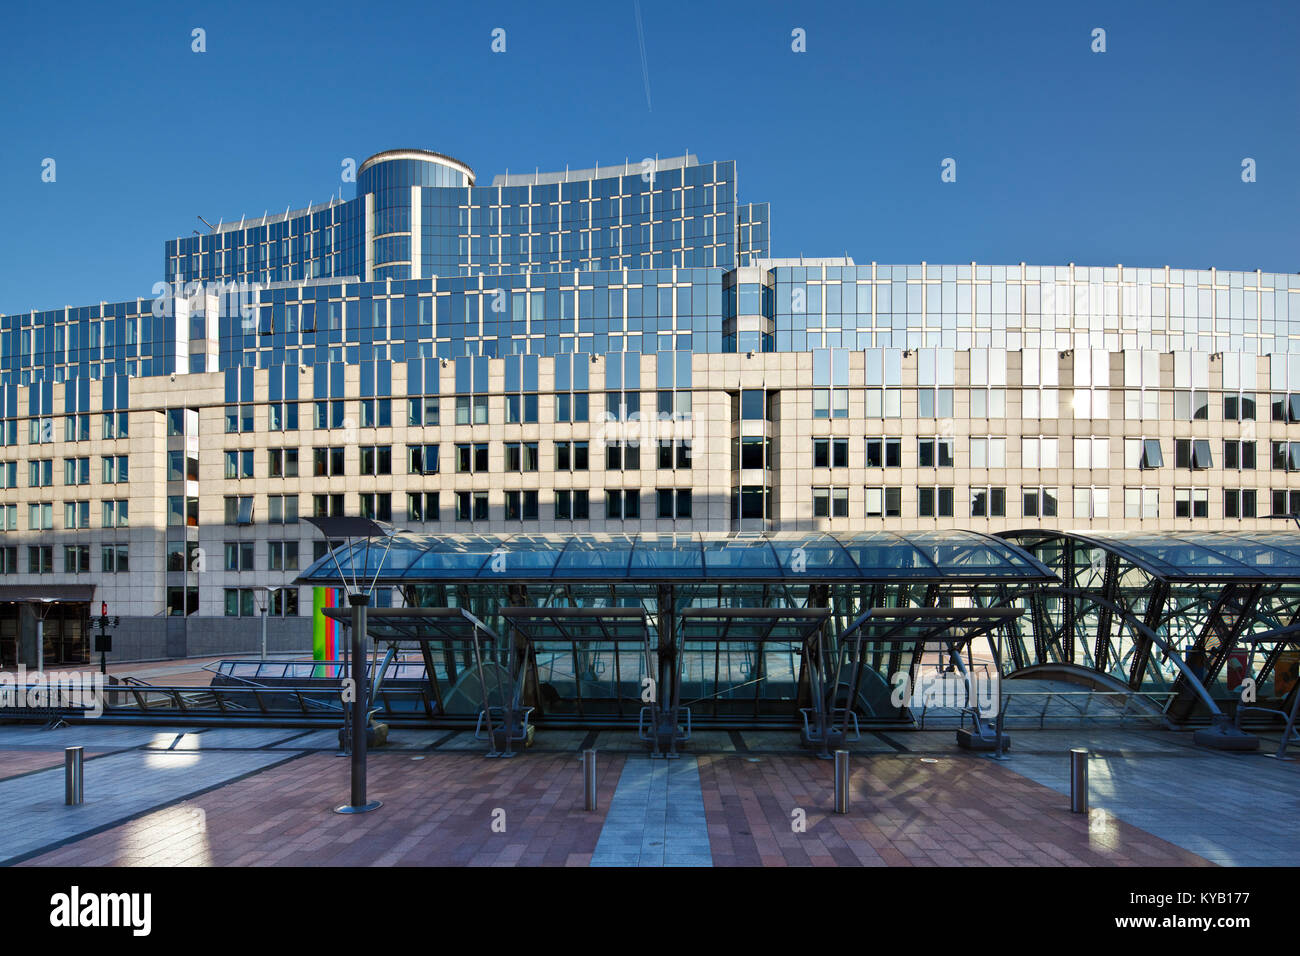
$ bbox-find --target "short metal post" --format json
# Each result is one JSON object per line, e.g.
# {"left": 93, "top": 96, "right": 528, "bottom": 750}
{"left": 335, "top": 593, "right": 381, "bottom": 814}
{"left": 64, "top": 747, "right": 83, "bottom": 806}
{"left": 833, "top": 749, "right": 849, "bottom": 814}
{"left": 583, "top": 749, "right": 597, "bottom": 811}
{"left": 1069, "top": 747, "right": 1088, "bottom": 814}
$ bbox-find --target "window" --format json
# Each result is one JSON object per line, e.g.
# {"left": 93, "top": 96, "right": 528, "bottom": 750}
{"left": 313, "top": 447, "right": 346, "bottom": 477}
{"left": 1272, "top": 441, "right": 1300, "bottom": 472}
{"left": 813, "top": 438, "right": 849, "bottom": 468}
{"left": 917, "top": 487, "right": 955, "bottom": 518}
{"left": 1272, "top": 490, "right": 1300, "bottom": 517}
{"left": 455, "top": 491, "right": 490, "bottom": 522}
{"left": 970, "top": 487, "right": 1007, "bottom": 517}
{"left": 1021, "top": 437, "right": 1060, "bottom": 469}
{"left": 455, "top": 394, "right": 490, "bottom": 425}
{"left": 737, "top": 437, "right": 769, "bottom": 470}
{"left": 63, "top": 545, "right": 90, "bottom": 574}
{"left": 0, "top": 462, "right": 14, "bottom": 489}
{"left": 1174, "top": 390, "right": 1210, "bottom": 421}
{"left": 100, "top": 455, "right": 128, "bottom": 483}
{"left": 64, "top": 500, "right": 90, "bottom": 529}
{"left": 1122, "top": 438, "right": 1164, "bottom": 470}
{"left": 0, "top": 504, "right": 17, "bottom": 530}
{"left": 555, "top": 441, "right": 590, "bottom": 471}
{"left": 268, "top": 541, "right": 300, "bottom": 572}
{"left": 1124, "top": 487, "right": 1161, "bottom": 519}
{"left": 28, "top": 502, "right": 53, "bottom": 530}
{"left": 1223, "top": 441, "right": 1256, "bottom": 470}
{"left": 0, "top": 546, "right": 16, "bottom": 575}
{"left": 102, "top": 499, "right": 129, "bottom": 528}
{"left": 313, "top": 493, "right": 344, "bottom": 517}
{"left": 224, "top": 450, "right": 254, "bottom": 479}
{"left": 407, "top": 492, "right": 439, "bottom": 522}
{"left": 606, "top": 442, "right": 641, "bottom": 471}
{"left": 504, "top": 442, "right": 539, "bottom": 473}
{"left": 1175, "top": 439, "right": 1213, "bottom": 470}
{"left": 738, "top": 389, "right": 769, "bottom": 421}
{"left": 29, "top": 459, "right": 53, "bottom": 487}
{"left": 29, "top": 418, "right": 53, "bottom": 444}
{"left": 1174, "top": 487, "right": 1209, "bottom": 519}
{"left": 359, "top": 445, "right": 392, "bottom": 476}
{"left": 224, "top": 589, "right": 259, "bottom": 618}
{"left": 28, "top": 545, "right": 53, "bottom": 574}
{"left": 63, "top": 457, "right": 90, "bottom": 485}
{"left": 1072, "top": 438, "right": 1110, "bottom": 470}
{"left": 657, "top": 440, "right": 692, "bottom": 470}
{"left": 224, "top": 542, "right": 255, "bottom": 571}
{"left": 606, "top": 489, "right": 641, "bottom": 519}
{"left": 1224, "top": 489, "right": 1257, "bottom": 519}
{"left": 969, "top": 388, "right": 1006, "bottom": 419}
{"left": 916, "top": 388, "right": 954, "bottom": 419}
{"left": 865, "top": 438, "right": 901, "bottom": 468}
{"left": 408, "top": 395, "right": 441, "bottom": 426}
{"left": 102, "top": 411, "right": 128, "bottom": 439}
{"left": 656, "top": 488, "right": 692, "bottom": 519}
{"left": 268, "top": 494, "right": 298, "bottom": 524}
{"left": 917, "top": 438, "right": 954, "bottom": 468}
{"left": 358, "top": 493, "right": 392, "bottom": 522}
{"left": 1072, "top": 487, "right": 1110, "bottom": 519}
{"left": 554, "top": 490, "right": 590, "bottom": 520}
{"left": 969, "top": 438, "right": 1006, "bottom": 469}
{"left": 315, "top": 400, "right": 345, "bottom": 430}
{"left": 1224, "top": 393, "right": 1257, "bottom": 422}
{"left": 101, "top": 544, "right": 129, "bottom": 573}
{"left": 812, "top": 487, "right": 850, "bottom": 518}
{"left": 1022, "top": 487, "right": 1059, "bottom": 518}
{"left": 503, "top": 490, "right": 539, "bottom": 521}
{"left": 224, "top": 495, "right": 254, "bottom": 525}
{"left": 865, "top": 486, "right": 902, "bottom": 518}
{"left": 734, "top": 486, "right": 771, "bottom": 521}
{"left": 268, "top": 448, "right": 299, "bottom": 478}
{"left": 455, "top": 443, "right": 490, "bottom": 473}
{"left": 360, "top": 397, "right": 392, "bottom": 428}
{"left": 407, "top": 444, "right": 439, "bottom": 475}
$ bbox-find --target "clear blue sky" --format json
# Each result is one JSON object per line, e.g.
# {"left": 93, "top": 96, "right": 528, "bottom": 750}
{"left": 1, "top": 0, "right": 1296, "bottom": 313}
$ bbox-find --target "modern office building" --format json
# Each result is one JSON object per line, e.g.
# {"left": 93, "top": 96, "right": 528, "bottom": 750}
{"left": 2, "top": 146, "right": 1300, "bottom": 674}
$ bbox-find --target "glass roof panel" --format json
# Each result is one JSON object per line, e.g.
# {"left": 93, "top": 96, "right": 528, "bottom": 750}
{"left": 766, "top": 535, "right": 859, "bottom": 577}
{"left": 297, "top": 530, "right": 1054, "bottom": 584}
{"left": 552, "top": 535, "right": 636, "bottom": 578}
{"left": 701, "top": 537, "right": 781, "bottom": 578}
{"left": 628, "top": 534, "right": 704, "bottom": 577}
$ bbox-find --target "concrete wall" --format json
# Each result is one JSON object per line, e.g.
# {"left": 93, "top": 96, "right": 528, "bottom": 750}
{"left": 98, "top": 615, "right": 313, "bottom": 663}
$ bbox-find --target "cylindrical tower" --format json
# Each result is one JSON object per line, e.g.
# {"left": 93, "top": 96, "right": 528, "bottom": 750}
{"left": 357, "top": 149, "right": 475, "bottom": 281}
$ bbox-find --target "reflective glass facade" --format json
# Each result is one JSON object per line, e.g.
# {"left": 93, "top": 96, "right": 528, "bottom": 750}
{"left": 2, "top": 144, "right": 1300, "bottom": 664}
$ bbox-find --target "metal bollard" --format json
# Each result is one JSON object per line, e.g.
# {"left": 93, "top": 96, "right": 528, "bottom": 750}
{"left": 833, "top": 749, "right": 849, "bottom": 814}
{"left": 583, "top": 749, "right": 597, "bottom": 811}
{"left": 1069, "top": 747, "right": 1088, "bottom": 814}
{"left": 65, "top": 747, "right": 83, "bottom": 806}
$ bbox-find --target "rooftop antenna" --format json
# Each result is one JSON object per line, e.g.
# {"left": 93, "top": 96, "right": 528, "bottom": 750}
{"left": 197, "top": 215, "right": 216, "bottom": 231}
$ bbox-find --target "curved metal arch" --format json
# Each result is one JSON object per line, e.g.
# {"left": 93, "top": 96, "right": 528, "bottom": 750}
{"left": 1022, "top": 584, "right": 1225, "bottom": 719}
{"left": 1000, "top": 529, "right": 1178, "bottom": 583}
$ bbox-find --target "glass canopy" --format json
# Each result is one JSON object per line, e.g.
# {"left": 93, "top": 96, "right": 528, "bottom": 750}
{"left": 297, "top": 530, "right": 1054, "bottom": 585}
{"left": 1014, "top": 530, "right": 1300, "bottom": 582}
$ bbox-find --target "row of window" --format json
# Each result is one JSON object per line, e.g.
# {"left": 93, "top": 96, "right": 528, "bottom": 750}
{"left": 808, "top": 486, "right": 1277, "bottom": 519}
{"left": 0, "top": 544, "right": 130, "bottom": 575}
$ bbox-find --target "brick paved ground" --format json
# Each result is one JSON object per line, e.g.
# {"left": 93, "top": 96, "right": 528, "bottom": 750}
{"left": 20, "top": 751, "right": 625, "bottom": 867}
{"left": 697, "top": 753, "right": 1213, "bottom": 867}
{"left": 0, "top": 749, "right": 104, "bottom": 781}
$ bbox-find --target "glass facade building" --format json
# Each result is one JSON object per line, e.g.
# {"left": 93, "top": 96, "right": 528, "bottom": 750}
{"left": 2, "top": 145, "right": 1300, "bottom": 668}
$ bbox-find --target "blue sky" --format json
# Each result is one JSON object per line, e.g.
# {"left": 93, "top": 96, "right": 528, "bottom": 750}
{"left": 0, "top": 0, "right": 1296, "bottom": 312}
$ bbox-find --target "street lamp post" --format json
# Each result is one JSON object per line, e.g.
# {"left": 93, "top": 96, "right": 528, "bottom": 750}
{"left": 302, "top": 516, "right": 400, "bottom": 815}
